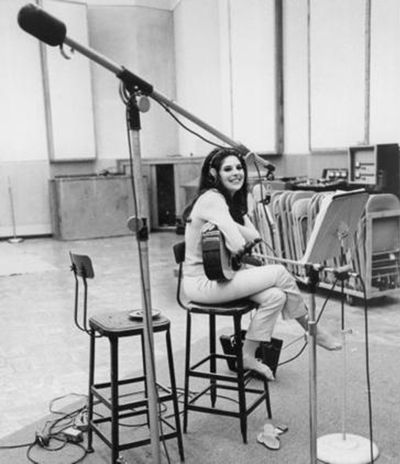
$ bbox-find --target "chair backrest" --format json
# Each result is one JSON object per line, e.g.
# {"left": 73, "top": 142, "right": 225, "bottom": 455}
{"left": 69, "top": 252, "right": 95, "bottom": 334}
{"left": 173, "top": 241, "right": 185, "bottom": 265}
{"left": 69, "top": 252, "right": 95, "bottom": 278}
{"left": 173, "top": 242, "right": 186, "bottom": 309}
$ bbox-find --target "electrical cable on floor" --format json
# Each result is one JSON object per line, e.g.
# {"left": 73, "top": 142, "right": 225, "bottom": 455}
{"left": 26, "top": 436, "right": 87, "bottom": 464}
{"left": 0, "top": 441, "right": 34, "bottom": 449}
{"left": 0, "top": 392, "right": 89, "bottom": 463}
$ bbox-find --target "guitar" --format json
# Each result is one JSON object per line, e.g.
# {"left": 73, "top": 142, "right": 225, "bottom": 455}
{"left": 202, "top": 224, "right": 263, "bottom": 281}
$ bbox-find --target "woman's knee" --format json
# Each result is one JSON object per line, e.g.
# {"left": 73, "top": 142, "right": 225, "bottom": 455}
{"left": 276, "top": 265, "right": 296, "bottom": 287}
{"left": 259, "top": 287, "right": 286, "bottom": 309}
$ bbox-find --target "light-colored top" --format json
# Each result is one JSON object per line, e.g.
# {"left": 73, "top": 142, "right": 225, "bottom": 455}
{"left": 183, "top": 189, "right": 260, "bottom": 277}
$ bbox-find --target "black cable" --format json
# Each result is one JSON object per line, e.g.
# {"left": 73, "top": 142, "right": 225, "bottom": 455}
{"left": 277, "top": 339, "right": 308, "bottom": 367}
{"left": 357, "top": 274, "right": 375, "bottom": 464}
{"left": 26, "top": 437, "right": 88, "bottom": 464}
{"left": 154, "top": 98, "right": 225, "bottom": 149}
{"left": 0, "top": 441, "right": 33, "bottom": 449}
{"left": 315, "top": 278, "right": 339, "bottom": 324}
{"left": 276, "top": 277, "right": 339, "bottom": 368}
{"left": 260, "top": 237, "right": 278, "bottom": 258}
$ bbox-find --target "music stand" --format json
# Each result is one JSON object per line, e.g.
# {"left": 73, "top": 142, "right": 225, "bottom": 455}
{"left": 296, "top": 189, "right": 379, "bottom": 464}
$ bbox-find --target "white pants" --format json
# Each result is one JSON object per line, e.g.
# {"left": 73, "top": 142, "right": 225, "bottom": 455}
{"left": 183, "top": 264, "right": 307, "bottom": 342}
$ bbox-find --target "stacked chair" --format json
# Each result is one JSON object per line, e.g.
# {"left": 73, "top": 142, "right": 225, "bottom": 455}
{"left": 251, "top": 184, "right": 400, "bottom": 301}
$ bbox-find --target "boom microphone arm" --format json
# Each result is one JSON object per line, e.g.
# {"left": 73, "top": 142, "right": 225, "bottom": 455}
{"left": 17, "top": 2, "right": 275, "bottom": 174}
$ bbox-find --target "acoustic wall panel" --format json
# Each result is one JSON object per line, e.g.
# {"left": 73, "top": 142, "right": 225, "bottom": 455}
{"left": 42, "top": 0, "right": 96, "bottom": 161}
{"left": 310, "top": 0, "right": 365, "bottom": 149}
{"left": 0, "top": 0, "right": 48, "bottom": 161}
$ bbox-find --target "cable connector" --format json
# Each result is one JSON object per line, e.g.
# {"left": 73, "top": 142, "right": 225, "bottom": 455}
{"left": 74, "top": 410, "right": 89, "bottom": 432}
{"left": 35, "top": 432, "right": 49, "bottom": 447}
{"left": 59, "top": 426, "right": 83, "bottom": 443}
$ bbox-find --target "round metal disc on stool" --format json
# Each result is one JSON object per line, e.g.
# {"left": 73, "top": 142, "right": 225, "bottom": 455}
{"left": 317, "top": 433, "right": 379, "bottom": 464}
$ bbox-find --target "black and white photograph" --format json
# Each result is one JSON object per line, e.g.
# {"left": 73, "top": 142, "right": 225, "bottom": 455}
{"left": 0, "top": 1, "right": 399, "bottom": 463}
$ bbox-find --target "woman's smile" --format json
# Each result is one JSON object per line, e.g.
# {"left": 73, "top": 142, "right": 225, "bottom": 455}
{"left": 219, "top": 155, "right": 244, "bottom": 194}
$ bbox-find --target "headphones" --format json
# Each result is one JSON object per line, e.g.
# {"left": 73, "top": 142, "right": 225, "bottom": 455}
{"left": 209, "top": 167, "right": 217, "bottom": 179}
{"left": 208, "top": 150, "right": 221, "bottom": 180}
{"left": 208, "top": 148, "right": 242, "bottom": 180}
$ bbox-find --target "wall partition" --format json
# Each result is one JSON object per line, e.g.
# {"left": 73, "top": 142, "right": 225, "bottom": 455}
{"left": 41, "top": 0, "right": 96, "bottom": 161}
{"left": 0, "top": 0, "right": 51, "bottom": 237}
{"left": 370, "top": 0, "right": 400, "bottom": 144}
{"left": 174, "top": 0, "right": 277, "bottom": 156}
{"left": 308, "top": 0, "right": 366, "bottom": 151}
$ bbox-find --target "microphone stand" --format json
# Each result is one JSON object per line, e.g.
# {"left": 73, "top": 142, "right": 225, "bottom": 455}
{"left": 317, "top": 241, "right": 379, "bottom": 464}
{"left": 16, "top": 5, "right": 273, "bottom": 462}
{"left": 122, "top": 88, "right": 162, "bottom": 463}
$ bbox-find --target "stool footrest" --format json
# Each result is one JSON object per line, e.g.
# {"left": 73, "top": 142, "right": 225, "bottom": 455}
{"left": 91, "top": 421, "right": 180, "bottom": 452}
{"left": 190, "top": 352, "right": 237, "bottom": 371}
{"left": 188, "top": 386, "right": 267, "bottom": 418}
{"left": 91, "top": 382, "right": 174, "bottom": 413}
{"left": 189, "top": 369, "right": 247, "bottom": 383}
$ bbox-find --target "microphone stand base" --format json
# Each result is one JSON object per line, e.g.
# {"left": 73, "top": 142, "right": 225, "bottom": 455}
{"left": 8, "top": 237, "right": 24, "bottom": 244}
{"left": 317, "top": 433, "right": 379, "bottom": 464}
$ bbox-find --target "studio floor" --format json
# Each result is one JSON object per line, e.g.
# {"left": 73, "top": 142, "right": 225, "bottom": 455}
{"left": 0, "top": 231, "right": 399, "bottom": 463}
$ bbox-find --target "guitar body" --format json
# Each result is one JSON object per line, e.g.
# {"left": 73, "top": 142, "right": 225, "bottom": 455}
{"left": 202, "top": 225, "right": 235, "bottom": 281}
{"left": 202, "top": 223, "right": 264, "bottom": 281}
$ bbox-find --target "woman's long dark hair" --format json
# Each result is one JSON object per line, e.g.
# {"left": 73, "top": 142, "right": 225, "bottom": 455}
{"left": 182, "top": 148, "right": 249, "bottom": 225}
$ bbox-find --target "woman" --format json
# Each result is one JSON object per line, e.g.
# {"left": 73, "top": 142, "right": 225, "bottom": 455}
{"left": 182, "top": 147, "right": 341, "bottom": 380}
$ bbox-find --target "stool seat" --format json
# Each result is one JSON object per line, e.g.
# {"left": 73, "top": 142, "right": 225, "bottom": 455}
{"left": 188, "top": 299, "right": 256, "bottom": 315}
{"left": 89, "top": 310, "right": 170, "bottom": 337}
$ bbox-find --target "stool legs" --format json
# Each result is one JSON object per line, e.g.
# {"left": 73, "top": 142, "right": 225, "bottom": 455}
{"left": 110, "top": 337, "right": 120, "bottom": 464}
{"left": 233, "top": 315, "right": 247, "bottom": 444}
{"left": 87, "top": 318, "right": 183, "bottom": 463}
{"left": 140, "top": 334, "right": 150, "bottom": 427}
{"left": 182, "top": 308, "right": 272, "bottom": 444}
{"left": 165, "top": 328, "right": 185, "bottom": 461}
{"left": 264, "top": 378, "right": 272, "bottom": 419}
{"left": 209, "top": 314, "right": 217, "bottom": 407}
{"left": 87, "top": 331, "right": 95, "bottom": 453}
{"left": 183, "top": 310, "right": 191, "bottom": 433}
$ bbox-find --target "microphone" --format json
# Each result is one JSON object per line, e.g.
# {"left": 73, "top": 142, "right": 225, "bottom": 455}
{"left": 231, "top": 238, "right": 262, "bottom": 270}
{"left": 17, "top": 3, "right": 67, "bottom": 47}
{"left": 241, "top": 237, "right": 262, "bottom": 256}
{"left": 243, "top": 151, "right": 276, "bottom": 173}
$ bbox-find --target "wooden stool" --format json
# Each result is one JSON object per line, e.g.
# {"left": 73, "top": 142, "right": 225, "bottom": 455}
{"left": 70, "top": 252, "right": 184, "bottom": 464}
{"left": 173, "top": 242, "right": 272, "bottom": 444}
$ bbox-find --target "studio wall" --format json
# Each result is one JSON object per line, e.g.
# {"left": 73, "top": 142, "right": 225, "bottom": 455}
{"left": 0, "top": 0, "right": 51, "bottom": 237}
{"left": 0, "top": 0, "right": 176, "bottom": 238}
{"left": 1, "top": 0, "right": 400, "bottom": 238}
